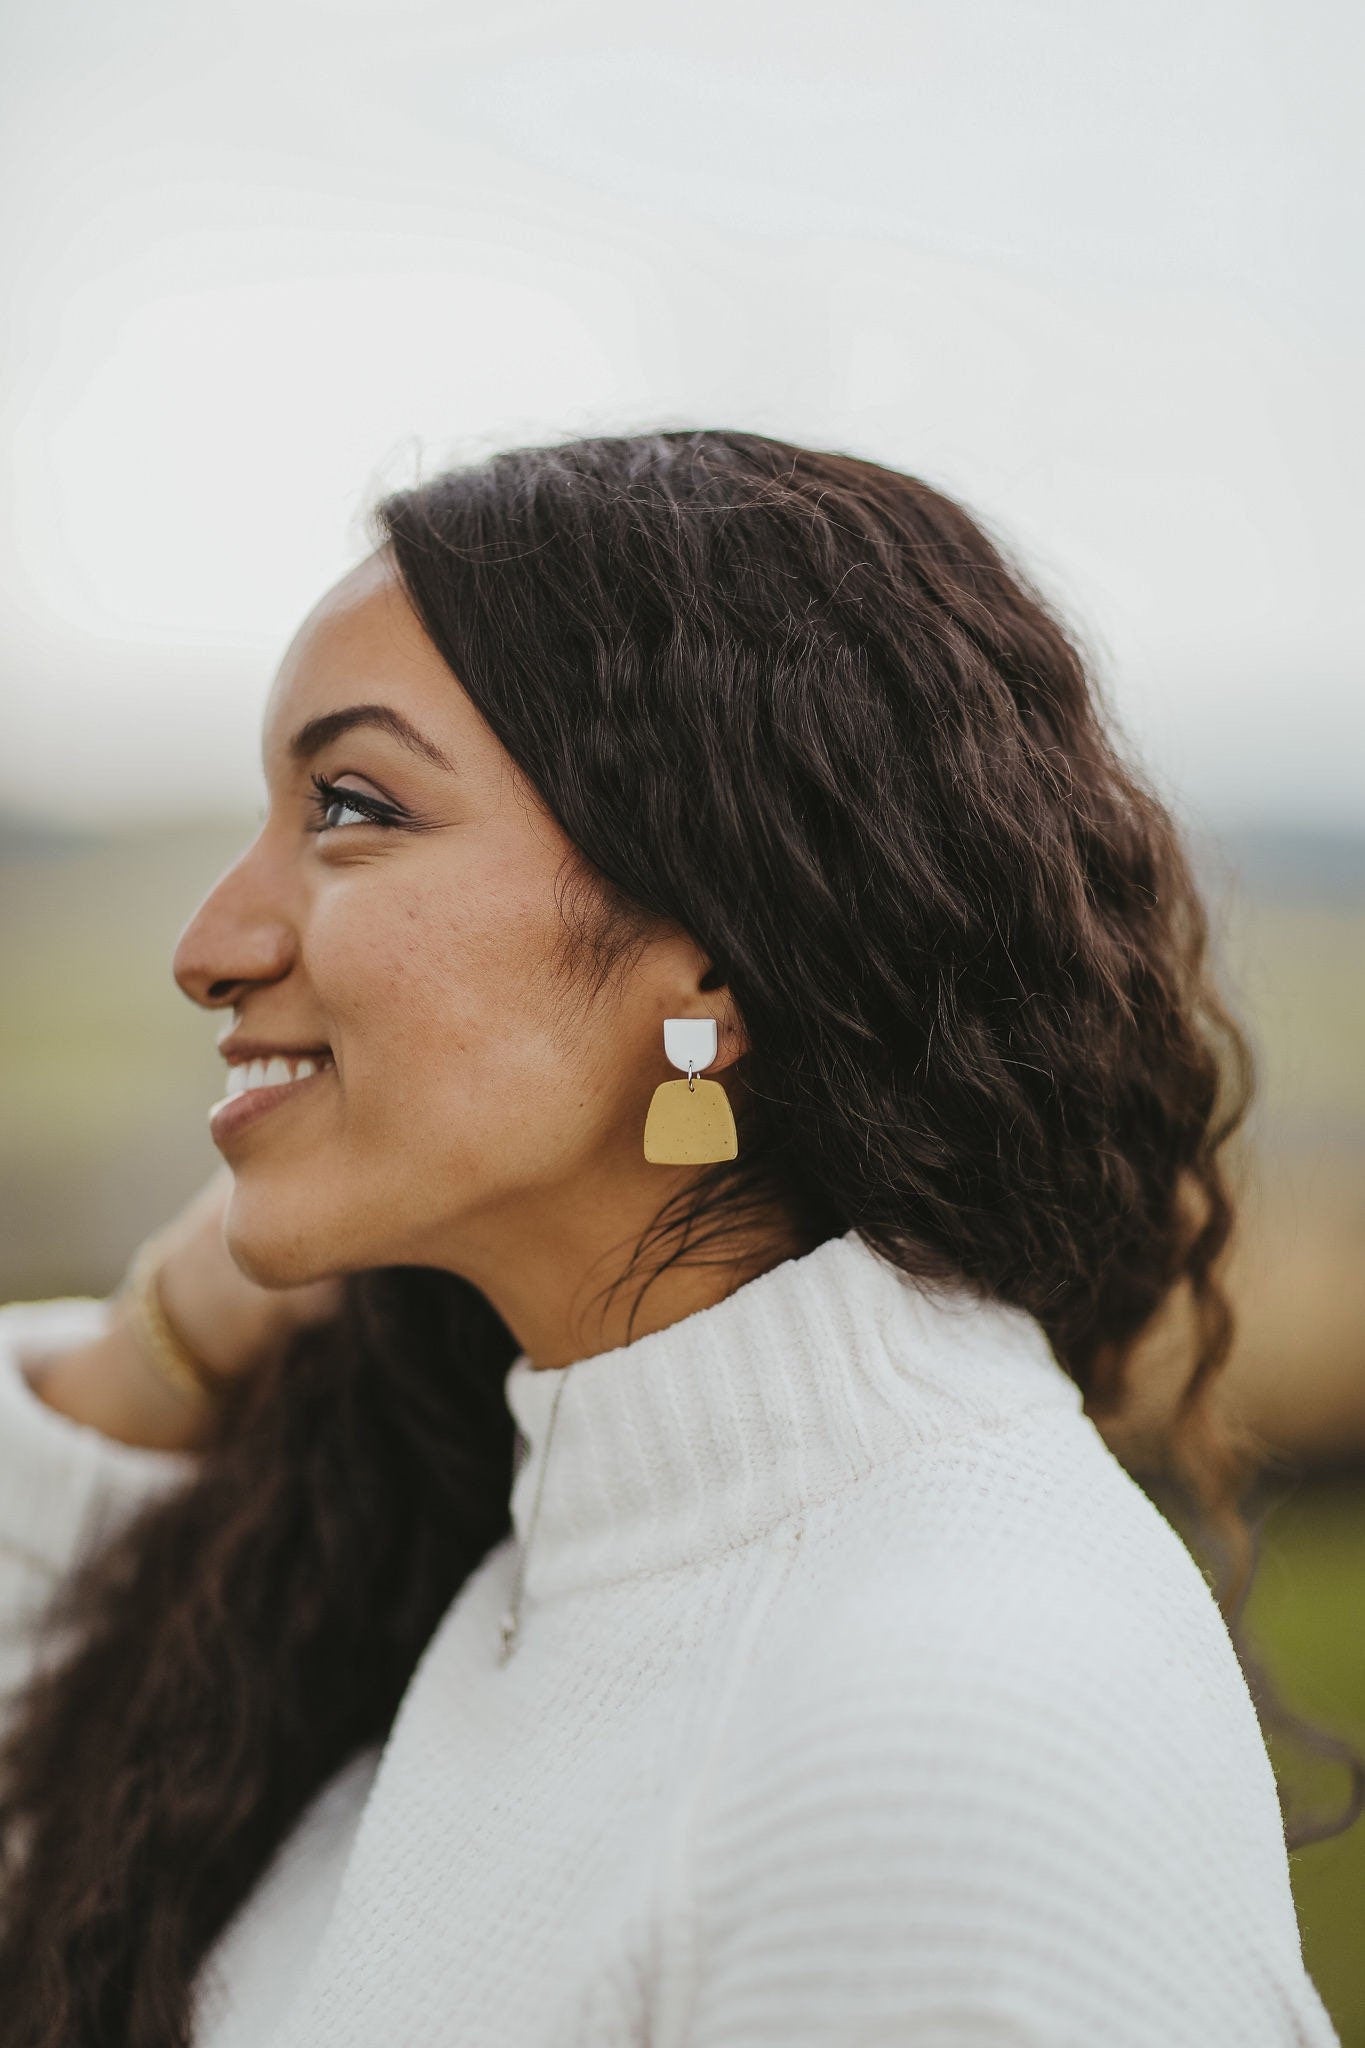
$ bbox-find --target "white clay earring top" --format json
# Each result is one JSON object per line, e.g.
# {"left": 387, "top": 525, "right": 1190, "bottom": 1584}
{"left": 662, "top": 1018, "right": 718, "bottom": 1073}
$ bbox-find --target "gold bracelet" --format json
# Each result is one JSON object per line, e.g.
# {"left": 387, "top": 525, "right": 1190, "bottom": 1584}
{"left": 119, "top": 1231, "right": 227, "bottom": 1405}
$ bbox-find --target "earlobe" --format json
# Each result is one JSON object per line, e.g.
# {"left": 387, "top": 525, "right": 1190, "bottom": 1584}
{"left": 694, "top": 974, "right": 747, "bottom": 1072}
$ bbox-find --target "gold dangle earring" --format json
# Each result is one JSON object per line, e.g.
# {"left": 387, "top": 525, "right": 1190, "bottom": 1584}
{"left": 642, "top": 1017, "right": 739, "bottom": 1164}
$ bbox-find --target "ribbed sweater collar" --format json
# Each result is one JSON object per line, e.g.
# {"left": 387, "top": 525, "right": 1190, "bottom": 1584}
{"left": 501, "top": 1227, "right": 1083, "bottom": 1601}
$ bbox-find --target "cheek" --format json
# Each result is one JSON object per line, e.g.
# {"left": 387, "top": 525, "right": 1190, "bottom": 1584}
{"left": 314, "top": 866, "right": 575, "bottom": 1103}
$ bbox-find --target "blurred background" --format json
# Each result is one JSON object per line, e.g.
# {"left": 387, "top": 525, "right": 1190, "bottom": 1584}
{"left": 2, "top": 0, "right": 1362, "bottom": 2032}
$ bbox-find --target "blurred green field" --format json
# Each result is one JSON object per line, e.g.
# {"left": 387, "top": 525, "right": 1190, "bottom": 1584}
{"left": 3, "top": 807, "right": 1364, "bottom": 2037}
{"left": 1248, "top": 1475, "right": 1365, "bottom": 2042}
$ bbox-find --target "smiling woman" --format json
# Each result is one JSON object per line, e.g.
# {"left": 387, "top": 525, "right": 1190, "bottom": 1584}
{"left": 0, "top": 429, "right": 1355, "bottom": 2048}
{"left": 168, "top": 540, "right": 742, "bottom": 1356}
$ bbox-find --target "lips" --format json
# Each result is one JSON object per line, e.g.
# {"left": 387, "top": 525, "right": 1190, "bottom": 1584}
{"left": 207, "top": 1058, "right": 336, "bottom": 1146}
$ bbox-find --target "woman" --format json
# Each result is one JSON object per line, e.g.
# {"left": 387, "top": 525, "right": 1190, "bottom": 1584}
{"left": 0, "top": 429, "right": 1353, "bottom": 2047}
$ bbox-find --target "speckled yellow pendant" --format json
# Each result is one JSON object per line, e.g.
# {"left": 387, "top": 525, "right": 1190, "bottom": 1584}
{"left": 643, "top": 1018, "right": 739, "bottom": 1164}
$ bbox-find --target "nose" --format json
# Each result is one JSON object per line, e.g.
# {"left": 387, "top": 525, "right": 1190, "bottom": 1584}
{"left": 172, "top": 841, "right": 299, "bottom": 1016}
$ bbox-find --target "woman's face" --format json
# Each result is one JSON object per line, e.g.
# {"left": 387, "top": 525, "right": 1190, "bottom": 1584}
{"left": 172, "top": 548, "right": 734, "bottom": 1334}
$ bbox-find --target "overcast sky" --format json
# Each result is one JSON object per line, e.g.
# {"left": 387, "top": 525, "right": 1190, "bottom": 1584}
{"left": 2, "top": 0, "right": 1360, "bottom": 834}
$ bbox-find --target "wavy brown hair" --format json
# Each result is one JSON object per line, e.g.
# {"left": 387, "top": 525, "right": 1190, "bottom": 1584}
{"left": 1, "top": 429, "right": 1359, "bottom": 2047}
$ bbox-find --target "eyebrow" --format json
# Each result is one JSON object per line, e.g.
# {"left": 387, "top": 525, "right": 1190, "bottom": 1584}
{"left": 286, "top": 703, "right": 456, "bottom": 774}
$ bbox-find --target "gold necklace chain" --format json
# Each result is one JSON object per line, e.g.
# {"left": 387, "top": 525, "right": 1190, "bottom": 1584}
{"left": 497, "top": 1358, "right": 575, "bottom": 1665}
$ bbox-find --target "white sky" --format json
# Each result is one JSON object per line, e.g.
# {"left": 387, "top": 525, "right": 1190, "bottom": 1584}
{"left": 1, "top": 0, "right": 1360, "bottom": 833}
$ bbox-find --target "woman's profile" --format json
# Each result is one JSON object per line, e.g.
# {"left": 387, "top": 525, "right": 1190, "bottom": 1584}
{"left": 0, "top": 428, "right": 1355, "bottom": 2046}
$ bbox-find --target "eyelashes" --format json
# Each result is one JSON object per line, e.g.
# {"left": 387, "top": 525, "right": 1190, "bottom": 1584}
{"left": 306, "top": 772, "right": 404, "bottom": 832}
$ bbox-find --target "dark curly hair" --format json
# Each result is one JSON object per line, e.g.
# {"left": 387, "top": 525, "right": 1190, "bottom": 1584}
{"left": 1, "top": 428, "right": 1359, "bottom": 2047}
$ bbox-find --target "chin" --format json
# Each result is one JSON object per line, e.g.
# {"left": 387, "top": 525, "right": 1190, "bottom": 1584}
{"left": 221, "top": 1192, "right": 333, "bottom": 1291}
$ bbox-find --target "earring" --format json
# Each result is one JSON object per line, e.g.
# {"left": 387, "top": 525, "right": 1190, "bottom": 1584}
{"left": 642, "top": 1017, "right": 739, "bottom": 1164}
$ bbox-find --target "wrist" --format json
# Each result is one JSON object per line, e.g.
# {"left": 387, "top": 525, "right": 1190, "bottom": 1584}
{"left": 119, "top": 1232, "right": 238, "bottom": 1405}
{"left": 148, "top": 1237, "right": 288, "bottom": 1387}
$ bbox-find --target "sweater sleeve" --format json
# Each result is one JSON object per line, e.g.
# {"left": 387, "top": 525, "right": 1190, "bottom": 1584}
{"left": 670, "top": 1563, "right": 1342, "bottom": 2048}
{"left": 0, "top": 1296, "right": 201, "bottom": 1715}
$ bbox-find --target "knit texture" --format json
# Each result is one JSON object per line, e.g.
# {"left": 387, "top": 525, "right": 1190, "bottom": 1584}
{"left": 0, "top": 1232, "right": 1341, "bottom": 2046}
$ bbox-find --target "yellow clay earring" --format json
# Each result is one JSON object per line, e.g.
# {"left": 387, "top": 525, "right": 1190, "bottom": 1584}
{"left": 642, "top": 1017, "right": 739, "bottom": 1165}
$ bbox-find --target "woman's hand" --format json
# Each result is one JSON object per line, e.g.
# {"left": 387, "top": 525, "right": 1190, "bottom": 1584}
{"left": 25, "top": 1165, "right": 345, "bottom": 1453}
{"left": 149, "top": 1163, "right": 345, "bottom": 1386}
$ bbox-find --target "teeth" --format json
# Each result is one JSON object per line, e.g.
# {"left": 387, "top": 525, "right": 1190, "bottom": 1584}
{"left": 225, "top": 1054, "right": 331, "bottom": 1097}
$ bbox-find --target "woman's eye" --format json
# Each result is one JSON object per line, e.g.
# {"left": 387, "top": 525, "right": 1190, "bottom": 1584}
{"left": 306, "top": 773, "right": 401, "bottom": 833}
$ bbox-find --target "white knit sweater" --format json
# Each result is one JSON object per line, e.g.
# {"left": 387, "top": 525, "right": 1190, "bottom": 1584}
{"left": 0, "top": 1229, "right": 1340, "bottom": 2046}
